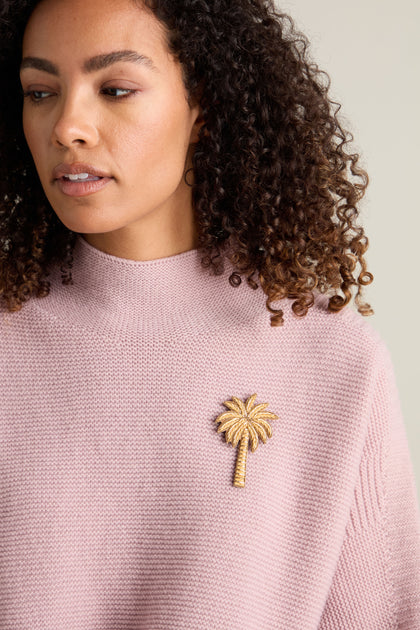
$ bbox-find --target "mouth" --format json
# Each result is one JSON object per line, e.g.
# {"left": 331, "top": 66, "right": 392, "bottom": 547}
{"left": 55, "top": 175, "right": 114, "bottom": 197}
{"left": 60, "top": 174, "right": 104, "bottom": 182}
{"left": 52, "top": 162, "right": 113, "bottom": 181}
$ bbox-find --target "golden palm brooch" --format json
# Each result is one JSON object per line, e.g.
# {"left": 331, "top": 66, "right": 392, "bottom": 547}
{"left": 215, "top": 393, "right": 278, "bottom": 487}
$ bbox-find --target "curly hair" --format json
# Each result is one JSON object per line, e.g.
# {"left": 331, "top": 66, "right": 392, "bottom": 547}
{"left": 0, "top": 0, "right": 373, "bottom": 325}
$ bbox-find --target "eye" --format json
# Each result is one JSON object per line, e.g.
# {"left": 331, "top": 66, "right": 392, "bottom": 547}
{"left": 22, "top": 90, "right": 53, "bottom": 104}
{"left": 101, "top": 87, "right": 138, "bottom": 99}
{"left": 22, "top": 87, "right": 138, "bottom": 105}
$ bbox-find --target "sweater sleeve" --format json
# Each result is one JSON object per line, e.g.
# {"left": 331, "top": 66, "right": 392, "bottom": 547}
{"left": 318, "top": 339, "right": 420, "bottom": 630}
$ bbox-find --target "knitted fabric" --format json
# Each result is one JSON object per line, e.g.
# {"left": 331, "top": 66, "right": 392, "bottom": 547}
{"left": 1, "top": 233, "right": 419, "bottom": 629}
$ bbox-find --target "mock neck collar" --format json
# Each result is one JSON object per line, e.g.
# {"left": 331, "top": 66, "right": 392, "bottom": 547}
{"left": 33, "top": 233, "right": 265, "bottom": 338}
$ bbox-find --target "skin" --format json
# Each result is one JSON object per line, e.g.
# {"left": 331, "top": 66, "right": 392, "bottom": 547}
{"left": 20, "top": 0, "right": 204, "bottom": 261}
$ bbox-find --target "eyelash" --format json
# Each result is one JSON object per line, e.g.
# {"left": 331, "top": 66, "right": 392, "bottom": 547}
{"left": 22, "top": 87, "right": 137, "bottom": 104}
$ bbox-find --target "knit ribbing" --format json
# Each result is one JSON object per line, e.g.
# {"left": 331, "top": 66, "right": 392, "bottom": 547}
{"left": 33, "top": 234, "right": 263, "bottom": 339}
{"left": 1, "top": 236, "right": 419, "bottom": 629}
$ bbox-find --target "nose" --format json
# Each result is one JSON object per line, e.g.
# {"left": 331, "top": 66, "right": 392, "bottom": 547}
{"left": 52, "top": 92, "right": 100, "bottom": 148}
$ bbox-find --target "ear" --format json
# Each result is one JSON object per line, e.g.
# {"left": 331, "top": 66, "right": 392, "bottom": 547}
{"left": 190, "top": 106, "right": 206, "bottom": 144}
{"left": 188, "top": 81, "right": 207, "bottom": 144}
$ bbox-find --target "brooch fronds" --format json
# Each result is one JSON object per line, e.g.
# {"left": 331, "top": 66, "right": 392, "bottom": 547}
{"left": 215, "top": 393, "right": 278, "bottom": 487}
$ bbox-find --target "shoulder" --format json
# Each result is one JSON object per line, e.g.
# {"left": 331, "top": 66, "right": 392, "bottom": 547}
{"left": 304, "top": 291, "right": 390, "bottom": 370}
{"left": 261, "top": 291, "right": 388, "bottom": 375}
{"left": 249, "top": 283, "right": 384, "bottom": 355}
{"left": 310, "top": 292, "right": 383, "bottom": 344}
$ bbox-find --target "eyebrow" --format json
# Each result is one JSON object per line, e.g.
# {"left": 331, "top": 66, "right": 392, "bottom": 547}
{"left": 20, "top": 49, "right": 159, "bottom": 75}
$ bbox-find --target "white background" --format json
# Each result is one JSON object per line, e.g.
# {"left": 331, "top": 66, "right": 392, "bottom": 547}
{"left": 276, "top": 0, "right": 420, "bottom": 500}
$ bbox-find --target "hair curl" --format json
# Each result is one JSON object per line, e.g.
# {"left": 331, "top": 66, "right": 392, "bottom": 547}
{"left": 0, "top": 0, "right": 374, "bottom": 325}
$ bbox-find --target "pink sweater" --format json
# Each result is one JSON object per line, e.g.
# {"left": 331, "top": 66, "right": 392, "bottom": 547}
{"left": 1, "top": 233, "right": 420, "bottom": 629}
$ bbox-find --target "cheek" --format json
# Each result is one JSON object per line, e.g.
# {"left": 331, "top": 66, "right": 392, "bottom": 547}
{"left": 22, "top": 111, "right": 42, "bottom": 157}
{"left": 22, "top": 112, "right": 33, "bottom": 147}
{"left": 114, "top": 101, "right": 193, "bottom": 186}
{"left": 22, "top": 113, "right": 50, "bottom": 187}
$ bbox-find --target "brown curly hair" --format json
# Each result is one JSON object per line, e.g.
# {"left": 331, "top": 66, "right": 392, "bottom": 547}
{"left": 0, "top": 0, "right": 373, "bottom": 325}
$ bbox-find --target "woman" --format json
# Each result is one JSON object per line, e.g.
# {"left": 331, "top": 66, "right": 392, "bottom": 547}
{"left": 1, "top": 0, "right": 419, "bottom": 628}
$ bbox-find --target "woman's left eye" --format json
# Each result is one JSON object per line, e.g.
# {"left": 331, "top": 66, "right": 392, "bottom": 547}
{"left": 101, "top": 87, "right": 137, "bottom": 99}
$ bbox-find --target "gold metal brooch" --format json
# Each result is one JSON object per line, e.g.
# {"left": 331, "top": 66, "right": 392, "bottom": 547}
{"left": 215, "top": 393, "right": 278, "bottom": 487}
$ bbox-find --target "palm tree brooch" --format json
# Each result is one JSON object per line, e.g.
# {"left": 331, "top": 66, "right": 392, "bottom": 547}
{"left": 215, "top": 393, "right": 278, "bottom": 487}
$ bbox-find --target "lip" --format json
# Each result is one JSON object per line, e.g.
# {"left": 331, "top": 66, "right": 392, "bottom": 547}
{"left": 55, "top": 177, "right": 113, "bottom": 197}
{"left": 53, "top": 162, "right": 112, "bottom": 180}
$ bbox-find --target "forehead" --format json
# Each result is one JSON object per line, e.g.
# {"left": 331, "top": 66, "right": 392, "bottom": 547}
{"left": 22, "top": 0, "right": 169, "bottom": 64}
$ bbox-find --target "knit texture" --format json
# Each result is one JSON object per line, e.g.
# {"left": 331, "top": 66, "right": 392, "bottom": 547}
{"left": 1, "top": 234, "right": 420, "bottom": 629}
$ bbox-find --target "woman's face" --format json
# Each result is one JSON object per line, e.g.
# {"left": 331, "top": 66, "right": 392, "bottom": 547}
{"left": 20, "top": 0, "right": 203, "bottom": 260}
